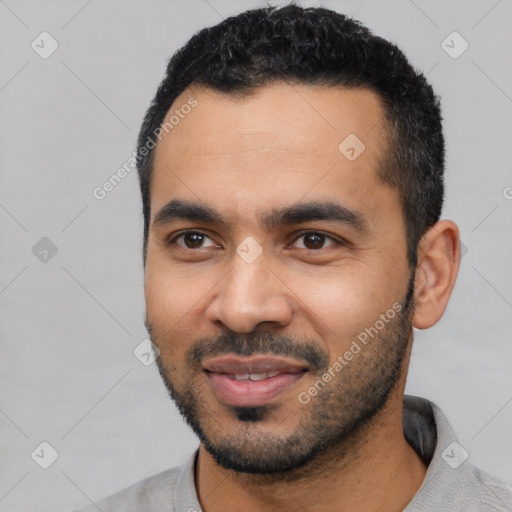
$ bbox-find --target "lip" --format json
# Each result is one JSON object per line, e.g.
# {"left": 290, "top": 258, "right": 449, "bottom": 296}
{"left": 203, "top": 355, "right": 309, "bottom": 407}
{"left": 205, "top": 371, "right": 307, "bottom": 407}
{"left": 202, "top": 354, "right": 309, "bottom": 374}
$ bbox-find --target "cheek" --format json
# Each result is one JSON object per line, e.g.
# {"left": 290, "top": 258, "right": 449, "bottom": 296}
{"left": 292, "top": 269, "right": 399, "bottom": 349}
{"left": 144, "top": 259, "right": 197, "bottom": 335}
{"left": 144, "top": 256, "right": 219, "bottom": 357}
{"left": 144, "top": 276, "right": 192, "bottom": 366}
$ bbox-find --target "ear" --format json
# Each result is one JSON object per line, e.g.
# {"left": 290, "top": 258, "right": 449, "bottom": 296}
{"left": 413, "top": 220, "right": 461, "bottom": 330}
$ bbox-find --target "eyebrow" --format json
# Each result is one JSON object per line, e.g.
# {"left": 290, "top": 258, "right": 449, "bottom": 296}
{"left": 153, "top": 198, "right": 368, "bottom": 233}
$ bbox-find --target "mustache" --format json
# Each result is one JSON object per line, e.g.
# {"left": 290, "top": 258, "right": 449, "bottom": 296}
{"left": 145, "top": 319, "right": 329, "bottom": 374}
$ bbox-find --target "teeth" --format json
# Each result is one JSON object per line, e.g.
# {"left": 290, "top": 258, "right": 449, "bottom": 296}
{"left": 248, "top": 373, "right": 267, "bottom": 381}
{"left": 230, "top": 371, "right": 282, "bottom": 381}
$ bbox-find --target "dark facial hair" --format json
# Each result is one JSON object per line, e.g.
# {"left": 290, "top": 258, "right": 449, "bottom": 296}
{"left": 148, "top": 272, "right": 415, "bottom": 475}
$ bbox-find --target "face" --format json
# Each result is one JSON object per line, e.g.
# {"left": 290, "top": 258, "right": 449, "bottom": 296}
{"left": 144, "top": 82, "right": 414, "bottom": 474}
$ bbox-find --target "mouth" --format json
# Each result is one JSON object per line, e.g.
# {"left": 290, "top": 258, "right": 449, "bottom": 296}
{"left": 218, "top": 371, "right": 296, "bottom": 381}
{"left": 202, "top": 355, "right": 309, "bottom": 407}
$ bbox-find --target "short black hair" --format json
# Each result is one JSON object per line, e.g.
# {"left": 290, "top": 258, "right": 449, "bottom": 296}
{"left": 136, "top": 3, "right": 444, "bottom": 267}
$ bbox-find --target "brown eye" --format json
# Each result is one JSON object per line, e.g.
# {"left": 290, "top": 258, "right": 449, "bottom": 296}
{"left": 291, "top": 232, "right": 337, "bottom": 250}
{"left": 171, "top": 231, "right": 216, "bottom": 249}
{"left": 303, "top": 233, "right": 324, "bottom": 249}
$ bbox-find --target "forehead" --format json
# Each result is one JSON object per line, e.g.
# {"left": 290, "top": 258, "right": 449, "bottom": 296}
{"left": 150, "top": 82, "right": 394, "bottom": 224}
{"left": 156, "top": 82, "right": 386, "bottom": 160}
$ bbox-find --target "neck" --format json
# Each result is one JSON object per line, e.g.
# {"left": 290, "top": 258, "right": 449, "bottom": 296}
{"left": 195, "top": 390, "right": 427, "bottom": 512}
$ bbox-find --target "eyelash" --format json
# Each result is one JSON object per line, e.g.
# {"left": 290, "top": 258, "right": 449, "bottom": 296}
{"left": 167, "top": 230, "right": 342, "bottom": 251}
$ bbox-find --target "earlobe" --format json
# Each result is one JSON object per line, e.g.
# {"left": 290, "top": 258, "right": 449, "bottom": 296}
{"left": 412, "top": 220, "right": 461, "bottom": 330}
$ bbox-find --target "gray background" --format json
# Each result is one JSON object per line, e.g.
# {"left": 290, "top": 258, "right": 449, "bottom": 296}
{"left": 0, "top": 0, "right": 511, "bottom": 510}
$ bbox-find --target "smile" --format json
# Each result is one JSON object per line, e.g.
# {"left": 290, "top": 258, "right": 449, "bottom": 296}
{"left": 205, "top": 370, "right": 307, "bottom": 407}
{"left": 226, "top": 371, "right": 283, "bottom": 381}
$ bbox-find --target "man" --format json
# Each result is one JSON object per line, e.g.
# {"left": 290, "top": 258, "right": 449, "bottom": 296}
{"left": 75, "top": 4, "right": 512, "bottom": 511}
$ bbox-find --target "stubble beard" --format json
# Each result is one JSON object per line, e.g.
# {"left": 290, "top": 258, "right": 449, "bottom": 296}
{"left": 150, "top": 276, "right": 415, "bottom": 476}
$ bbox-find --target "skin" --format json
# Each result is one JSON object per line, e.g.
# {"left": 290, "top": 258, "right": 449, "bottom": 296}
{"left": 144, "top": 82, "right": 460, "bottom": 512}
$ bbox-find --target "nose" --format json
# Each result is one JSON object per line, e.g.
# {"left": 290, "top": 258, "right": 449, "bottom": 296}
{"left": 205, "top": 248, "right": 294, "bottom": 333}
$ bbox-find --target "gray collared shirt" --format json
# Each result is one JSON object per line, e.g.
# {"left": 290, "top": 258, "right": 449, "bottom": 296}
{"left": 72, "top": 395, "right": 512, "bottom": 511}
